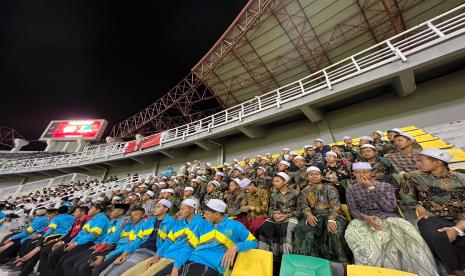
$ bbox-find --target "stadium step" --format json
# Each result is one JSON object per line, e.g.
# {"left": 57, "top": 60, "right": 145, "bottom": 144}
{"left": 347, "top": 265, "right": 417, "bottom": 275}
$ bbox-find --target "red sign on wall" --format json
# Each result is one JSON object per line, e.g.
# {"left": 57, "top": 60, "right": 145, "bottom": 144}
{"left": 140, "top": 133, "right": 161, "bottom": 149}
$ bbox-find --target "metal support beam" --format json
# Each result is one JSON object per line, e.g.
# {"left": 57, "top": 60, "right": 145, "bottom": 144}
{"left": 300, "top": 105, "right": 324, "bottom": 122}
{"left": 393, "top": 70, "right": 416, "bottom": 97}
{"left": 238, "top": 125, "right": 266, "bottom": 139}
{"left": 129, "top": 157, "right": 146, "bottom": 165}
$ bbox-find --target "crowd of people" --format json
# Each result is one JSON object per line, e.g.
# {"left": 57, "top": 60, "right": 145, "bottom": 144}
{"left": 0, "top": 127, "right": 464, "bottom": 276}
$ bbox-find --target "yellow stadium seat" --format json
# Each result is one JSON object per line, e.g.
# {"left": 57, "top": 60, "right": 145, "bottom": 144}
{"left": 404, "top": 129, "right": 426, "bottom": 137}
{"left": 341, "top": 204, "right": 352, "bottom": 221}
{"left": 419, "top": 140, "right": 453, "bottom": 149}
{"left": 447, "top": 148, "right": 465, "bottom": 163}
{"left": 229, "top": 249, "right": 273, "bottom": 276}
{"left": 400, "top": 126, "right": 418, "bottom": 132}
{"left": 413, "top": 134, "right": 436, "bottom": 143}
{"left": 347, "top": 265, "right": 417, "bottom": 276}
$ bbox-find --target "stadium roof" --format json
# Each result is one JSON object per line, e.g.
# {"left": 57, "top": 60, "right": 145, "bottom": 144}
{"left": 111, "top": 0, "right": 464, "bottom": 138}
{"left": 193, "top": 0, "right": 463, "bottom": 107}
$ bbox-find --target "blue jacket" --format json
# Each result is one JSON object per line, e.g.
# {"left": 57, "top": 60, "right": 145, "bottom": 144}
{"left": 72, "top": 212, "right": 109, "bottom": 245}
{"left": 104, "top": 219, "right": 145, "bottom": 261}
{"left": 0, "top": 211, "right": 5, "bottom": 227}
{"left": 152, "top": 215, "right": 176, "bottom": 253}
{"left": 188, "top": 217, "right": 257, "bottom": 274}
{"left": 12, "top": 215, "right": 49, "bottom": 243}
{"left": 101, "top": 215, "right": 126, "bottom": 245}
{"left": 158, "top": 214, "right": 204, "bottom": 269}
{"left": 44, "top": 213, "right": 74, "bottom": 237}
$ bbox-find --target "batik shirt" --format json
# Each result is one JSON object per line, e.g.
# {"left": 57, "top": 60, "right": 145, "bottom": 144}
{"left": 373, "top": 139, "right": 390, "bottom": 155}
{"left": 253, "top": 175, "right": 273, "bottom": 190}
{"left": 225, "top": 190, "right": 245, "bottom": 216}
{"left": 300, "top": 184, "right": 342, "bottom": 221}
{"left": 387, "top": 150, "right": 420, "bottom": 173}
{"left": 360, "top": 157, "right": 394, "bottom": 181}
{"left": 321, "top": 164, "right": 351, "bottom": 184}
{"left": 401, "top": 171, "right": 465, "bottom": 221}
{"left": 244, "top": 188, "right": 270, "bottom": 219}
{"left": 347, "top": 181, "right": 398, "bottom": 220}
{"left": 304, "top": 153, "right": 324, "bottom": 167}
{"left": 268, "top": 189, "right": 300, "bottom": 219}
{"left": 291, "top": 168, "right": 308, "bottom": 189}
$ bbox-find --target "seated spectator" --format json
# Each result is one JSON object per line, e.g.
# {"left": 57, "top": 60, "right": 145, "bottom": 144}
{"left": 199, "top": 181, "right": 223, "bottom": 215}
{"left": 126, "top": 199, "right": 203, "bottom": 276}
{"left": 401, "top": 148, "right": 465, "bottom": 275}
{"left": 154, "top": 199, "right": 257, "bottom": 276}
{"left": 235, "top": 178, "right": 269, "bottom": 235}
{"left": 345, "top": 162, "right": 438, "bottom": 276}
{"left": 387, "top": 132, "right": 420, "bottom": 176}
{"left": 254, "top": 166, "right": 273, "bottom": 190}
{"left": 321, "top": 151, "right": 351, "bottom": 204}
{"left": 141, "top": 191, "right": 156, "bottom": 214}
{"left": 372, "top": 130, "right": 389, "bottom": 155}
{"left": 314, "top": 139, "right": 331, "bottom": 157}
{"left": 258, "top": 172, "right": 299, "bottom": 270}
{"left": 293, "top": 166, "right": 351, "bottom": 263}
{"left": 100, "top": 199, "right": 175, "bottom": 276}
{"left": 290, "top": 156, "right": 307, "bottom": 190}
{"left": 224, "top": 178, "right": 245, "bottom": 216}
{"left": 359, "top": 144, "right": 397, "bottom": 187}
{"left": 303, "top": 145, "right": 324, "bottom": 167}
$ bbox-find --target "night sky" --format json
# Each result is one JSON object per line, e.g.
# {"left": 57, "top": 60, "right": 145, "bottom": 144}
{"left": 0, "top": 0, "right": 247, "bottom": 142}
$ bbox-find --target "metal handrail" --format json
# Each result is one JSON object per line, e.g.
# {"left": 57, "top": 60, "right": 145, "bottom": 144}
{"left": 0, "top": 4, "right": 464, "bottom": 174}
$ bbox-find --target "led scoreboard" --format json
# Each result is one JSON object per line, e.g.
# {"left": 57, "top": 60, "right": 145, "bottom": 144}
{"left": 40, "top": 119, "right": 108, "bottom": 141}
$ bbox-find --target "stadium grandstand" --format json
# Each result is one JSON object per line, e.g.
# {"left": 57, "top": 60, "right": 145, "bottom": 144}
{"left": 1, "top": 0, "right": 465, "bottom": 275}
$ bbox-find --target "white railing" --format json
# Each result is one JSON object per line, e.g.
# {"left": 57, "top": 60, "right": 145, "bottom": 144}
{"left": 0, "top": 4, "right": 464, "bottom": 174}
{"left": 0, "top": 173, "right": 91, "bottom": 200}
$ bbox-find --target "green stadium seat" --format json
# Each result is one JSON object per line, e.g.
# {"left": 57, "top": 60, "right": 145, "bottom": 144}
{"left": 229, "top": 249, "right": 273, "bottom": 276}
{"left": 419, "top": 140, "right": 453, "bottom": 149}
{"left": 347, "top": 265, "right": 417, "bottom": 275}
{"left": 447, "top": 148, "right": 465, "bottom": 163}
{"left": 280, "top": 254, "right": 333, "bottom": 276}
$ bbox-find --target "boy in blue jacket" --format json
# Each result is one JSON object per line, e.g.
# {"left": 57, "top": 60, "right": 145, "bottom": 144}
{"left": 155, "top": 199, "right": 257, "bottom": 276}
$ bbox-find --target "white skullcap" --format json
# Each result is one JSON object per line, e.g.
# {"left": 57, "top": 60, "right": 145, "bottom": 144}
{"left": 326, "top": 151, "right": 337, "bottom": 157}
{"left": 306, "top": 166, "right": 321, "bottom": 173}
{"left": 230, "top": 178, "right": 242, "bottom": 186}
{"left": 134, "top": 193, "right": 141, "bottom": 198}
{"left": 373, "top": 130, "right": 384, "bottom": 136}
{"left": 112, "top": 196, "right": 121, "bottom": 201}
{"left": 233, "top": 165, "right": 245, "bottom": 173}
{"left": 159, "top": 181, "right": 166, "bottom": 185}
{"left": 283, "top": 147, "right": 290, "bottom": 151}
{"left": 352, "top": 162, "right": 373, "bottom": 170}
{"left": 165, "top": 188, "right": 174, "bottom": 194}
{"left": 276, "top": 172, "right": 290, "bottom": 183}
{"left": 96, "top": 197, "right": 104, "bottom": 201}
{"left": 342, "top": 136, "right": 351, "bottom": 140}
{"left": 206, "top": 199, "right": 227, "bottom": 213}
{"left": 289, "top": 151, "right": 298, "bottom": 156}
{"left": 182, "top": 198, "right": 199, "bottom": 210}
{"left": 279, "top": 160, "right": 290, "bottom": 167}
{"left": 139, "top": 184, "right": 148, "bottom": 188}
{"left": 160, "top": 189, "right": 167, "bottom": 193}
{"left": 223, "top": 162, "right": 231, "bottom": 167}
{"left": 420, "top": 148, "right": 453, "bottom": 163}
{"left": 239, "top": 178, "right": 251, "bottom": 189}
{"left": 294, "top": 155, "right": 304, "bottom": 161}
{"left": 361, "top": 144, "right": 377, "bottom": 150}
{"left": 158, "top": 199, "right": 172, "bottom": 209}
{"left": 209, "top": 180, "right": 221, "bottom": 188}
{"left": 243, "top": 157, "right": 249, "bottom": 160}
{"left": 265, "top": 152, "right": 271, "bottom": 156}
{"left": 186, "top": 162, "right": 192, "bottom": 166}
{"left": 387, "top": 128, "right": 402, "bottom": 133}
{"left": 145, "top": 191, "right": 155, "bottom": 198}
{"left": 257, "top": 166, "right": 267, "bottom": 172}
{"left": 184, "top": 186, "right": 194, "bottom": 191}
{"left": 126, "top": 188, "right": 132, "bottom": 192}
{"left": 303, "top": 145, "right": 314, "bottom": 150}
{"left": 215, "top": 171, "right": 224, "bottom": 177}
{"left": 197, "top": 170, "right": 203, "bottom": 175}
{"left": 191, "top": 179, "right": 199, "bottom": 183}
{"left": 314, "top": 138, "right": 324, "bottom": 143}
{"left": 360, "top": 136, "right": 373, "bottom": 142}
{"left": 232, "top": 159, "right": 238, "bottom": 162}
{"left": 206, "top": 162, "right": 212, "bottom": 167}
{"left": 394, "top": 133, "right": 414, "bottom": 141}
{"left": 256, "top": 155, "right": 262, "bottom": 158}
{"left": 170, "top": 176, "right": 177, "bottom": 179}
